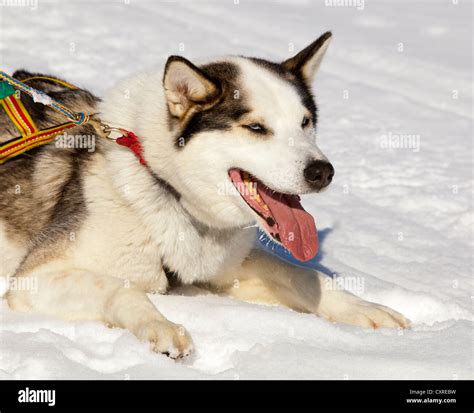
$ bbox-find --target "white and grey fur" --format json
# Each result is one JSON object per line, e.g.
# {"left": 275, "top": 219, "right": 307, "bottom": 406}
{"left": 0, "top": 33, "right": 408, "bottom": 358}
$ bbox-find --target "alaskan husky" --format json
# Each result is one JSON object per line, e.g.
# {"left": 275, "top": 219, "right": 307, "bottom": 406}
{"left": 0, "top": 33, "right": 408, "bottom": 358}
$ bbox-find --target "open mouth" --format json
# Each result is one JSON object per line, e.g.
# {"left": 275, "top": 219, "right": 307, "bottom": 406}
{"left": 228, "top": 168, "right": 318, "bottom": 262}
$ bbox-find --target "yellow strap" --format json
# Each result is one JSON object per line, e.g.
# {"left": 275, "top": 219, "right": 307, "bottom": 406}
{"left": 5, "top": 94, "right": 38, "bottom": 134}
{"left": 1, "top": 98, "right": 27, "bottom": 136}
{"left": 12, "top": 94, "right": 38, "bottom": 133}
{"left": 0, "top": 136, "right": 55, "bottom": 165}
{"left": 21, "top": 75, "right": 78, "bottom": 90}
{"left": 0, "top": 122, "right": 77, "bottom": 164}
{"left": 0, "top": 75, "right": 89, "bottom": 165}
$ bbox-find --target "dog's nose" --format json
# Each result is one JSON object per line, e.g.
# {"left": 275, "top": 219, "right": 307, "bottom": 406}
{"left": 304, "top": 160, "right": 335, "bottom": 189}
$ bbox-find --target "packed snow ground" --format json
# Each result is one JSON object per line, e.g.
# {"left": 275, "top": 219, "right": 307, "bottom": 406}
{"left": 0, "top": 0, "right": 472, "bottom": 379}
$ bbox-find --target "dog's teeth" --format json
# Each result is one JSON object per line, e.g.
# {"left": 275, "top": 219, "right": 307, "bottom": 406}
{"left": 240, "top": 173, "right": 269, "bottom": 212}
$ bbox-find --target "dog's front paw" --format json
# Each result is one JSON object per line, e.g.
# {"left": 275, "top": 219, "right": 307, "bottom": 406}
{"left": 136, "top": 320, "right": 194, "bottom": 358}
{"left": 318, "top": 291, "right": 410, "bottom": 329}
{"left": 334, "top": 300, "right": 410, "bottom": 329}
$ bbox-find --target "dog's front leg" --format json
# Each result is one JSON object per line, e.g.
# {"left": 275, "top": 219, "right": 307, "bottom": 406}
{"left": 213, "top": 249, "right": 409, "bottom": 329}
{"left": 7, "top": 268, "right": 193, "bottom": 358}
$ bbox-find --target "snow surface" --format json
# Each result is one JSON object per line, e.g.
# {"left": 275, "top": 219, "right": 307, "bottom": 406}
{"left": 0, "top": 0, "right": 472, "bottom": 379}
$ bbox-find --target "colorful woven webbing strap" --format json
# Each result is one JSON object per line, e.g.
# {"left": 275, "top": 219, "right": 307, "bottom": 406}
{"left": 1, "top": 93, "right": 38, "bottom": 136}
{"left": 0, "top": 77, "right": 81, "bottom": 165}
{"left": 0, "top": 122, "right": 78, "bottom": 165}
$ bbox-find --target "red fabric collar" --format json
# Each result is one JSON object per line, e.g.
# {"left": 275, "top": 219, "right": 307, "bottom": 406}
{"left": 115, "top": 130, "right": 147, "bottom": 166}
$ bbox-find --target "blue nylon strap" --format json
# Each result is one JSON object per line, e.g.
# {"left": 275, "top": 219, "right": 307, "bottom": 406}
{"left": 256, "top": 229, "right": 320, "bottom": 270}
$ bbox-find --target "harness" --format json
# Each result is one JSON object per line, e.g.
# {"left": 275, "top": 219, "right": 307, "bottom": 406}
{"left": 0, "top": 71, "right": 146, "bottom": 165}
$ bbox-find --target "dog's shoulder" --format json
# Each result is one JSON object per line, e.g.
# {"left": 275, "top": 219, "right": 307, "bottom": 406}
{"left": 0, "top": 70, "right": 103, "bottom": 245}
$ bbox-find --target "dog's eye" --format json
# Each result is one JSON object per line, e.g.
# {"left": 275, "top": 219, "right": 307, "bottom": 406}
{"left": 301, "top": 116, "right": 311, "bottom": 128}
{"left": 243, "top": 123, "right": 266, "bottom": 133}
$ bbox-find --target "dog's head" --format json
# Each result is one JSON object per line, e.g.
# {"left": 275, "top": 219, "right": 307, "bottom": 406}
{"left": 156, "top": 33, "right": 334, "bottom": 261}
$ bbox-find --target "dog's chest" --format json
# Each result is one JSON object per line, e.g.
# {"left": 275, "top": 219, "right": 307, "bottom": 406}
{"left": 71, "top": 205, "right": 254, "bottom": 286}
{"left": 67, "top": 196, "right": 162, "bottom": 286}
{"left": 71, "top": 166, "right": 255, "bottom": 286}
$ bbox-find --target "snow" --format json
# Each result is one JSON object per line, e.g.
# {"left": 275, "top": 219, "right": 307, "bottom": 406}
{"left": 0, "top": 0, "right": 472, "bottom": 379}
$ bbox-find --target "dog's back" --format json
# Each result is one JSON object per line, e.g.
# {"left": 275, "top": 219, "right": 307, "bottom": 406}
{"left": 0, "top": 71, "right": 100, "bottom": 280}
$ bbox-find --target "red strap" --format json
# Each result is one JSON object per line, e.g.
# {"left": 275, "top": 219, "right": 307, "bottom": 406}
{"left": 115, "top": 130, "right": 147, "bottom": 166}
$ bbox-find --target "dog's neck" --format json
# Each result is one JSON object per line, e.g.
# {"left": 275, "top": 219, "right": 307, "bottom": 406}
{"left": 96, "top": 72, "right": 255, "bottom": 283}
{"left": 101, "top": 145, "right": 254, "bottom": 283}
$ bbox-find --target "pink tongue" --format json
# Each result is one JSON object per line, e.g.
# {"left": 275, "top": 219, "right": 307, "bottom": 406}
{"left": 258, "top": 189, "right": 318, "bottom": 262}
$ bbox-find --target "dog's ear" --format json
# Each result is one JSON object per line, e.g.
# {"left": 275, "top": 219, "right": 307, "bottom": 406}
{"left": 282, "top": 32, "right": 332, "bottom": 86}
{"left": 163, "top": 56, "right": 220, "bottom": 119}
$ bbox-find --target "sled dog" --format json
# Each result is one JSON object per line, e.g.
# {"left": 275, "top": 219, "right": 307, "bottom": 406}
{"left": 0, "top": 32, "right": 408, "bottom": 358}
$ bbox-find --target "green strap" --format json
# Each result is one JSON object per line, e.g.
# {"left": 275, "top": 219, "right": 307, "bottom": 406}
{"left": 0, "top": 81, "right": 15, "bottom": 99}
